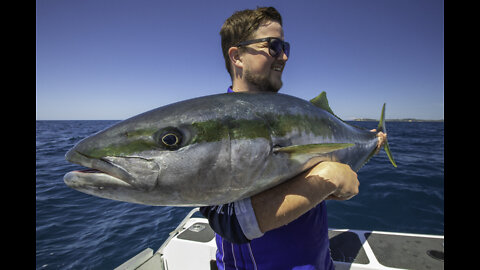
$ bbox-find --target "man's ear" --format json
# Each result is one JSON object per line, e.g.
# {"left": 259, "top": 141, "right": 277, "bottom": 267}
{"left": 228, "top": 47, "right": 243, "bottom": 69}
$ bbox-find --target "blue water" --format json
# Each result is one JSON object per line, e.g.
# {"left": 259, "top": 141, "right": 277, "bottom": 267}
{"left": 36, "top": 120, "right": 443, "bottom": 269}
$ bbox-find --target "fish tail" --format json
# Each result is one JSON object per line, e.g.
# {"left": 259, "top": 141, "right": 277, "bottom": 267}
{"left": 377, "top": 103, "right": 397, "bottom": 168}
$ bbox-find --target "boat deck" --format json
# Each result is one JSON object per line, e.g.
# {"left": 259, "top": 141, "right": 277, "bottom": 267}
{"left": 116, "top": 208, "right": 444, "bottom": 270}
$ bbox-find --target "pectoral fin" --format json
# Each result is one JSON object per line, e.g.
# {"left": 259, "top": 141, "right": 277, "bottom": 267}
{"left": 274, "top": 143, "right": 354, "bottom": 156}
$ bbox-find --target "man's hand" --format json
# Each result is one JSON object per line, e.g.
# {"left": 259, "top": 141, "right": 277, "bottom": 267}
{"left": 370, "top": 129, "right": 387, "bottom": 155}
{"left": 305, "top": 161, "right": 359, "bottom": 201}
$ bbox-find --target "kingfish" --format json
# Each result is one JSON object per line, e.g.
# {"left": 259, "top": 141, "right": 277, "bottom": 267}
{"left": 64, "top": 92, "right": 396, "bottom": 206}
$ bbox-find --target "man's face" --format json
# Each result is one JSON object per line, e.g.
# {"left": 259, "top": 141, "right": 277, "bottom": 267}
{"left": 240, "top": 20, "right": 288, "bottom": 92}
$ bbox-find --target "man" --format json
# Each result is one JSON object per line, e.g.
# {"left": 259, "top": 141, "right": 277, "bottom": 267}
{"left": 200, "top": 7, "right": 385, "bottom": 270}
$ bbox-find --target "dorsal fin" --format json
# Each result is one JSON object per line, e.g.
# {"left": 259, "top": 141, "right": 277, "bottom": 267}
{"left": 310, "top": 91, "right": 335, "bottom": 115}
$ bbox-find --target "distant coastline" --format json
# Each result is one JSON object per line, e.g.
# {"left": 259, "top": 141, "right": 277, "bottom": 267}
{"left": 352, "top": 118, "right": 444, "bottom": 122}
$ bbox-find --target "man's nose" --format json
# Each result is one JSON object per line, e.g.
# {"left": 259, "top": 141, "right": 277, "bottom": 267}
{"left": 279, "top": 49, "right": 289, "bottom": 61}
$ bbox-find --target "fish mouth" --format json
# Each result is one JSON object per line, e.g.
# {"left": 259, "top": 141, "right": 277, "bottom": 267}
{"left": 64, "top": 148, "right": 135, "bottom": 188}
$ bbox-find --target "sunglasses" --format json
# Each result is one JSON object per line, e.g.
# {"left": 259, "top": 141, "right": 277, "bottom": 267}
{"left": 236, "top": 37, "right": 290, "bottom": 58}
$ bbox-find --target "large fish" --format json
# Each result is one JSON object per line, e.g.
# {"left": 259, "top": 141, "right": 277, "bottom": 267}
{"left": 64, "top": 92, "right": 396, "bottom": 206}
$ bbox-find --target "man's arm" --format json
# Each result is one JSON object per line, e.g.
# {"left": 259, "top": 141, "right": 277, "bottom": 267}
{"left": 200, "top": 161, "right": 358, "bottom": 243}
{"left": 251, "top": 161, "right": 359, "bottom": 233}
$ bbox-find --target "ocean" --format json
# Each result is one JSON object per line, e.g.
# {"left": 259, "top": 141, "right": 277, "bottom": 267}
{"left": 36, "top": 120, "right": 444, "bottom": 269}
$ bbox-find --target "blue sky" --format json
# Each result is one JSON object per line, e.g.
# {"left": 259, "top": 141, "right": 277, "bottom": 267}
{"left": 36, "top": 0, "right": 443, "bottom": 120}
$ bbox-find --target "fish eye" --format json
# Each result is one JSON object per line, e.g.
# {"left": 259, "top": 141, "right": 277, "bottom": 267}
{"left": 162, "top": 133, "right": 179, "bottom": 146}
{"left": 156, "top": 128, "right": 183, "bottom": 150}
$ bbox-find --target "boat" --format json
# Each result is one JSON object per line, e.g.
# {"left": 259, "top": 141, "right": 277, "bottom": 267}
{"left": 115, "top": 208, "right": 444, "bottom": 270}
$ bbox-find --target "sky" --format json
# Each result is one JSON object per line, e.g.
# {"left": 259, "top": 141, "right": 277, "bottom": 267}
{"left": 36, "top": 0, "right": 443, "bottom": 120}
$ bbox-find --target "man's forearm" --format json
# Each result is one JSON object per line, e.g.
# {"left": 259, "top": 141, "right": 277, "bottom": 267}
{"left": 250, "top": 161, "right": 358, "bottom": 233}
{"left": 250, "top": 168, "right": 336, "bottom": 233}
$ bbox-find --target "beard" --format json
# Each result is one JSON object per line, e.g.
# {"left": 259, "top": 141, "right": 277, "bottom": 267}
{"left": 244, "top": 68, "right": 282, "bottom": 93}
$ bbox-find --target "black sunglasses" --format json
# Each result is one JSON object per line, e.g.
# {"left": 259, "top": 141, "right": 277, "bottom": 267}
{"left": 236, "top": 37, "right": 290, "bottom": 58}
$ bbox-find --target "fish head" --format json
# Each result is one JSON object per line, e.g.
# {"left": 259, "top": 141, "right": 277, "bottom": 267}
{"left": 63, "top": 100, "right": 240, "bottom": 206}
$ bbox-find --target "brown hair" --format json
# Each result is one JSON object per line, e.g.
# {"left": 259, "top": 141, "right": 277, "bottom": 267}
{"left": 220, "top": 7, "right": 283, "bottom": 78}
